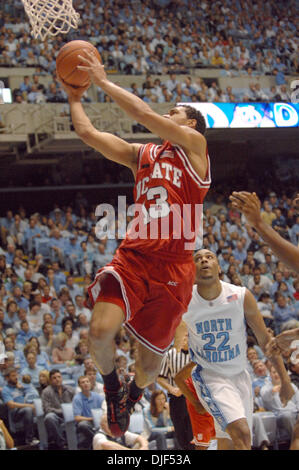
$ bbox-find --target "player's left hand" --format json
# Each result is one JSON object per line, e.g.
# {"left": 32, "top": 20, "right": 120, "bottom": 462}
{"left": 77, "top": 50, "right": 107, "bottom": 87}
{"left": 58, "top": 75, "right": 90, "bottom": 100}
{"left": 229, "top": 191, "right": 262, "bottom": 227}
{"left": 266, "top": 330, "right": 298, "bottom": 357}
{"left": 265, "top": 338, "right": 282, "bottom": 357}
{"left": 279, "top": 380, "right": 294, "bottom": 407}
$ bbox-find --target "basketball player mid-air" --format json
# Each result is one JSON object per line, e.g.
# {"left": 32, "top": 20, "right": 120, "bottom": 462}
{"left": 176, "top": 249, "right": 294, "bottom": 450}
{"left": 59, "top": 50, "right": 211, "bottom": 437}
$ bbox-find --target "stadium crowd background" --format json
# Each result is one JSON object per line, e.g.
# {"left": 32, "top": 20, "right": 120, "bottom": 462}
{"left": 0, "top": 0, "right": 298, "bottom": 452}
{"left": 0, "top": 181, "right": 298, "bottom": 449}
{"left": 0, "top": 0, "right": 297, "bottom": 104}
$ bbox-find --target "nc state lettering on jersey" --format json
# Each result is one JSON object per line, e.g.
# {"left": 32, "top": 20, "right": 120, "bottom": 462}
{"left": 136, "top": 162, "right": 183, "bottom": 200}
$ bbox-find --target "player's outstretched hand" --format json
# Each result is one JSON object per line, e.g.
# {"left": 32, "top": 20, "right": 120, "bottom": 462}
{"left": 266, "top": 330, "right": 299, "bottom": 357}
{"left": 57, "top": 74, "right": 90, "bottom": 100}
{"left": 229, "top": 191, "right": 262, "bottom": 227}
{"left": 265, "top": 337, "right": 282, "bottom": 357}
{"left": 77, "top": 50, "right": 107, "bottom": 88}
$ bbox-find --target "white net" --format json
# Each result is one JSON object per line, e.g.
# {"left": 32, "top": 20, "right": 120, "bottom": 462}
{"left": 21, "top": 0, "right": 80, "bottom": 41}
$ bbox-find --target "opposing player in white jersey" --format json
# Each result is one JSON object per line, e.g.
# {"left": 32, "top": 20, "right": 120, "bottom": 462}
{"left": 177, "top": 249, "right": 294, "bottom": 450}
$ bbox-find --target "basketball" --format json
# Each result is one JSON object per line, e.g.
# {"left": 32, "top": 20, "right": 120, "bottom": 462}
{"left": 56, "top": 40, "right": 102, "bottom": 88}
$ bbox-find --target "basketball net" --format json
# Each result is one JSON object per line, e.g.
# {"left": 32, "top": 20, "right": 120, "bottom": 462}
{"left": 21, "top": 0, "right": 80, "bottom": 40}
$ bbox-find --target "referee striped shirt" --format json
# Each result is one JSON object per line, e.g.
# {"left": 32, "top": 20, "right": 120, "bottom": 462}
{"left": 159, "top": 347, "right": 190, "bottom": 388}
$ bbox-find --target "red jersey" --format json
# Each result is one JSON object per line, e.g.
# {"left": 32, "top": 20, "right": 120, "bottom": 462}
{"left": 120, "top": 141, "right": 211, "bottom": 261}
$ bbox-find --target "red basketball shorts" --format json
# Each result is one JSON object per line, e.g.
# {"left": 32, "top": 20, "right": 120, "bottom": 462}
{"left": 185, "top": 376, "right": 215, "bottom": 447}
{"left": 87, "top": 247, "right": 195, "bottom": 356}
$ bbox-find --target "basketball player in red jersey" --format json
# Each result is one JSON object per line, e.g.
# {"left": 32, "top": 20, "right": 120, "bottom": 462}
{"left": 60, "top": 49, "right": 211, "bottom": 437}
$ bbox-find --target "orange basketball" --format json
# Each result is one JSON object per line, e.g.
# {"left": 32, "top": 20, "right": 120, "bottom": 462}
{"left": 56, "top": 40, "right": 102, "bottom": 88}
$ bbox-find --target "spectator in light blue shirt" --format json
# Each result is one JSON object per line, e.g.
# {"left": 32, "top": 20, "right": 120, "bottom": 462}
{"left": 21, "top": 375, "right": 40, "bottom": 403}
{"left": 19, "top": 75, "right": 31, "bottom": 93}
{"left": 20, "top": 350, "right": 43, "bottom": 388}
{"left": 64, "top": 236, "right": 84, "bottom": 276}
{"left": 61, "top": 276, "right": 83, "bottom": 303}
{"left": 273, "top": 294, "right": 298, "bottom": 333}
{"left": 4, "top": 272, "right": 23, "bottom": 294}
{"left": 2, "top": 368, "right": 36, "bottom": 445}
{"left": 251, "top": 359, "right": 271, "bottom": 409}
{"left": 3, "top": 301, "right": 19, "bottom": 330}
{"left": 273, "top": 69, "right": 286, "bottom": 86}
{"left": 49, "top": 229, "right": 66, "bottom": 265}
{"left": 72, "top": 375, "right": 104, "bottom": 449}
{"left": 48, "top": 263, "right": 66, "bottom": 294}
{"left": 270, "top": 271, "right": 285, "bottom": 298}
{"left": 80, "top": 241, "right": 94, "bottom": 277}
{"left": 5, "top": 244, "right": 16, "bottom": 266}
{"left": 218, "top": 250, "right": 231, "bottom": 273}
{"left": 24, "top": 217, "right": 42, "bottom": 254}
{"left": 12, "top": 286, "right": 29, "bottom": 311}
{"left": 0, "top": 210, "right": 14, "bottom": 232}
{"left": 16, "top": 320, "right": 36, "bottom": 349}
{"left": 232, "top": 241, "right": 248, "bottom": 265}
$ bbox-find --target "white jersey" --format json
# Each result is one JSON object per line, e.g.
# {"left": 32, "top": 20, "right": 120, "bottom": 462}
{"left": 183, "top": 281, "right": 247, "bottom": 377}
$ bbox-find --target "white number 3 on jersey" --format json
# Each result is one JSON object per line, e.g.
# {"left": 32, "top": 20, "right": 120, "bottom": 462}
{"left": 142, "top": 186, "right": 170, "bottom": 224}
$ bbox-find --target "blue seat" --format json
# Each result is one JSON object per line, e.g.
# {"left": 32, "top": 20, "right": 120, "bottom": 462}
{"left": 33, "top": 398, "right": 48, "bottom": 450}
{"left": 128, "top": 412, "right": 145, "bottom": 434}
{"left": 61, "top": 403, "right": 78, "bottom": 450}
{"left": 7, "top": 408, "right": 23, "bottom": 434}
{"left": 35, "top": 238, "right": 51, "bottom": 260}
{"left": 91, "top": 408, "right": 103, "bottom": 431}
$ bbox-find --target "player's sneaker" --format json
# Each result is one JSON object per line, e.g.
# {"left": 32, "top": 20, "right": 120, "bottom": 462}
{"left": 127, "top": 394, "right": 143, "bottom": 415}
{"left": 105, "top": 383, "right": 130, "bottom": 437}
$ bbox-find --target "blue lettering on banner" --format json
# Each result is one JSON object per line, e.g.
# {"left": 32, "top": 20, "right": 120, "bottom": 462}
{"left": 177, "top": 102, "right": 299, "bottom": 128}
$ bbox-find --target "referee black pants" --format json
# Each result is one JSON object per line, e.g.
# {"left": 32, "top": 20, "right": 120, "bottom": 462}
{"left": 169, "top": 394, "right": 194, "bottom": 450}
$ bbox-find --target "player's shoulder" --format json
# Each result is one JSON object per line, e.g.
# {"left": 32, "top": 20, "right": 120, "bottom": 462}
{"left": 181, "top": 125, "right": 207, "bottom": 142}
{"left": 190, "top": 283, "right": 199, "bottom": 300}
{"left": 136, "top": 142, "right": 160, "bottom": 161}
{"left": 221, "top": 280, "right": 245, "bottom": 295}
{"left": 221, "top": 281, "right": 246, "bottom": 304}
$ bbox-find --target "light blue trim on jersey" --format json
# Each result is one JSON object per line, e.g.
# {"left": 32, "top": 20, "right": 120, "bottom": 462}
{"left": 192, "top": 365, "right": 228, "bottom": 432}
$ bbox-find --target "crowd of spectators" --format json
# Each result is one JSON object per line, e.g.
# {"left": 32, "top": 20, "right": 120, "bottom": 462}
{"left": 0, "top": 182, "right": 298, "bottom": 449}
{"left": 0, "top": 0, "right": 297, "bottom": 104}
{"left": 0, "top": 0, "right": 299, "bottom": 451}
{"left": 10, "top": 72, "right": 294, "bottom": 107}
{"left": 10, "top": 71, "right": 293, "bottom": 106}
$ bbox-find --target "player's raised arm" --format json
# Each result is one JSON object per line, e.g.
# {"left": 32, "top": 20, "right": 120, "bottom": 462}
{"left": 243, "top": 288, "right": 294, "bottom": 405}
{"left": 60, "top": 80, "right": 141, "bottom": 175}
{"left": 229, "top": 191, "right": 299, "bottom": 273}
{"left": 77, "top": 52, "right": 207, "bottom": 157}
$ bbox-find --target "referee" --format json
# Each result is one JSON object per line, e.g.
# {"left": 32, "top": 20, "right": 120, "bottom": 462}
{"left": 157, "top": 333, "right": 194, "bottom": 450}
